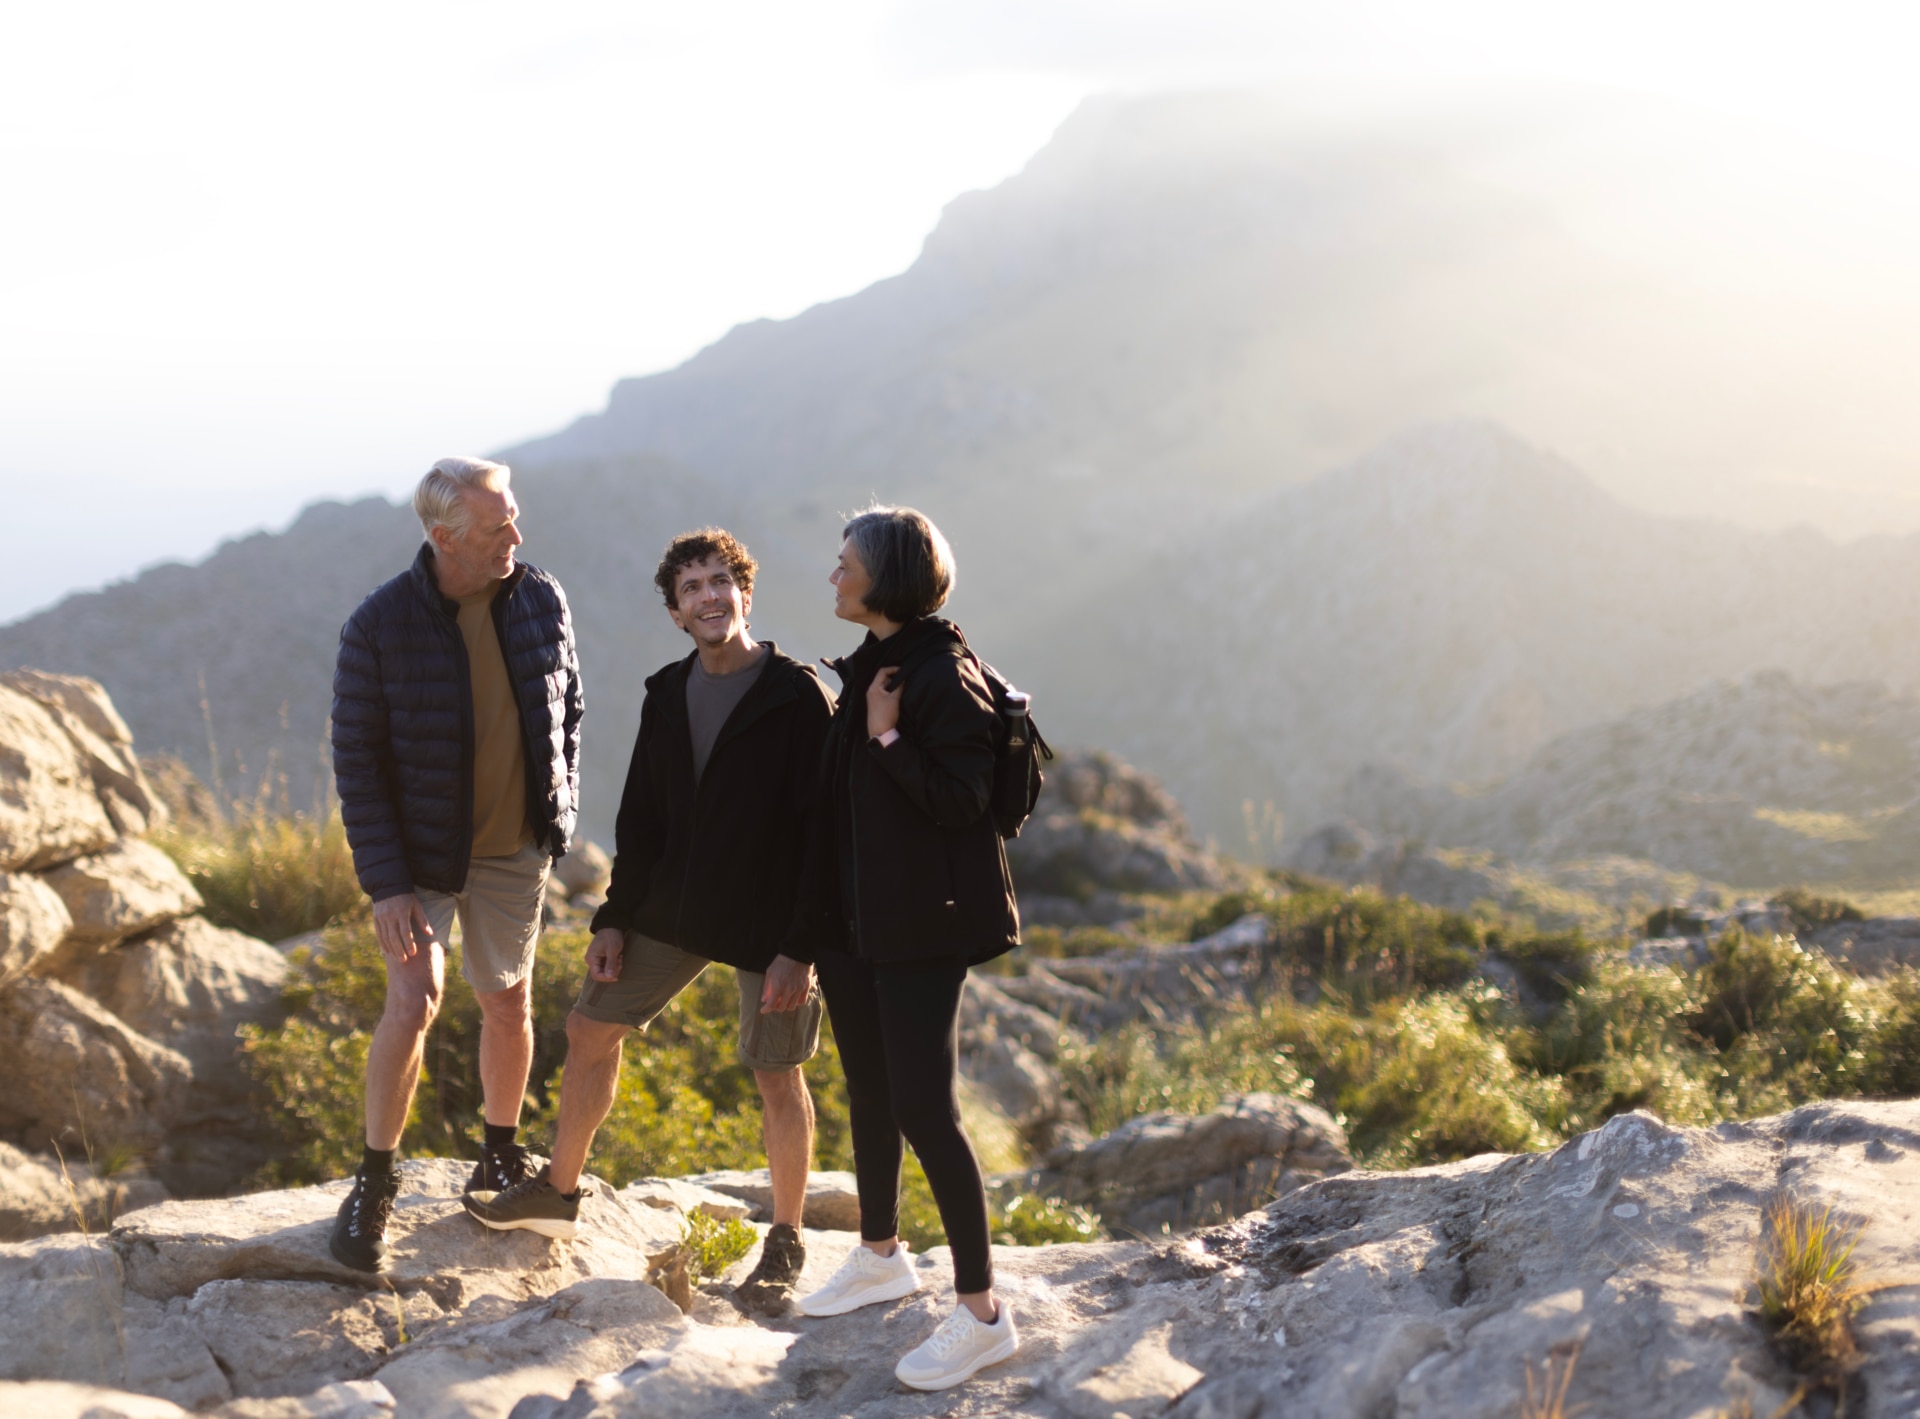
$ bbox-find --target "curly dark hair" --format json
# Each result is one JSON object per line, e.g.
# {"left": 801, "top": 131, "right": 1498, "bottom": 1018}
{"left": 655, "top": 528, "right": 758, "bottom": 611}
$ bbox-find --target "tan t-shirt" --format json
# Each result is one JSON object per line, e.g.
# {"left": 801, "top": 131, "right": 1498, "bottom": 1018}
{"left": 456, "top": 584, "right": 532, "bottom": 857}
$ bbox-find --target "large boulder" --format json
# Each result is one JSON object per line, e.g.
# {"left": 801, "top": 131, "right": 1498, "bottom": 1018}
{"left": 40, "top": 839, "right": 203, "bottom": 957}
{"left": 1812, "top": 915, "right": 1920, "bottom": 975}
{"left": 0, "top": 1140, "right": 169, "bottom": 1243}
{"left": 0, "top": 976, "right": 192, "bottom": 1149}
{"left": 1030, "top": 1093, "right": 1353, "bottom": 1237}
{"left": 683, "top": 1170, "right": 862, "bottom": 1232}
{"left": 0, "top": 671, "right": 165, "bottom": 838}
{"left": 0, "top": 683, "right": 118, "bottom": 871}
{"left": 0, "top": 869, "right": 74, "bottom": 987}
{"left": 551, "top": 840, "right": 612, "bottom": 899}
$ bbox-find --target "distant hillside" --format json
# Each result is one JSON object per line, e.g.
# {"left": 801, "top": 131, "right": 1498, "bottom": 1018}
{"left": 9, "top": 89, "right": 1920, "bottom": 853}
{"left": 1342, "top": 670, "right": 1920, "bottom": 887}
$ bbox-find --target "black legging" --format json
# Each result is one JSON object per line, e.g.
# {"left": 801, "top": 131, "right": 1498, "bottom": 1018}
{"left": 814, "top": 950, "right": 993, "bottom": 1294}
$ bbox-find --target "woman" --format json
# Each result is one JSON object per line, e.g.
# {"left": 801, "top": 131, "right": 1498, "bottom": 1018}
{"left": 788, "top": 505, "right": 1020, "bottom": 1391}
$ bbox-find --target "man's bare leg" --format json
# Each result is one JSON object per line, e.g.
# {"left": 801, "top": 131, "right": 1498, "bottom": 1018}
{"left": 549, "top": 1011, "right": 630, "bottom": 1194}
{"left": 364, "top": 942, "right": 446, "bottom": 1150}
{"left": 755, "top": 1065, "right": 815, "bottom": 1229}
{"left": 475, "top": 978, "right": 535, "bottom": 1129}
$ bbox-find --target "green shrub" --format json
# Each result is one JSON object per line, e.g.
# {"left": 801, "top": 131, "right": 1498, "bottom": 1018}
{"left": 1862, "top": 969, "right": 1920, "bottom": 1097}
{"left": 992, "top": 1193, "right": 1101, "bottom": 1246}
{"left": 158, "top": 807, "right": 364, "bottom": 941}
{"left": 1271, "top": 886, "right": 1484, "bottom": 1007}
{"left": 1019, "top": 925, "right": 1142, "bottom": 961}
{"left": 1771, "top": 888, "right": 1865, "bottom": 939}
{"left": 1490, "top": 929, "right": 1602, "bottom": 1007}
{"left": 681, "top": 1210, "right": 759, "bottom": 1282}
{"left": 1525, "top": 959, "right": 1716, "bottom": 1130}
{"left": 1684, "top": 930, "right": 1871, "bottom": 1110}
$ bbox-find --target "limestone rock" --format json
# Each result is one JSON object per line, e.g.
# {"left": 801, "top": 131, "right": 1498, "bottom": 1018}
{"left": 1032, "top": 1094, "right": 1352, "bottom": 1237}
{"left": 618, "top": 1178, "right": 753, "bottom": 1222}
{"left": 0, "top": 976, "right": 193, "bottom": 1148}
{"left": 0, "top": 1381, "right": 191, "bottom": 1418}
{"left": 0, "top": 868, "right": 73, "bottom": 987}
{"left": 968, "top": 1035, "right": 1068, "bottom": 1132}
{"left": 71, "top": 915, "right": 289, "bottom": 1106}
{"left": 0, "top": 1140, "right": 169, "bottom": 1243}
{"left": 186, "top": 1279, "right": 442, "bottom": 1399}
{"left": 683, "top": 1170, "right": 862, "bottom": 1232}
{"left": 1812, "top": 915, "right": 1920, "bottom": 975}
{"left": 41, "top": 839, "right": 203, "bottom": 956}
{"left": 0, "top": 683, "right": 117, "bottom": 871}
{"left": 213, "top": 1379, "right": 398, "bottom": 1417}
{"left": 551, "top": 841, "right": 612, "bottom": 899}
{"left": 1, "top": 670, "right": 165, "bottom": 838}
{"left": 113, "top": 1159, "right": 684, "bottom": 1308}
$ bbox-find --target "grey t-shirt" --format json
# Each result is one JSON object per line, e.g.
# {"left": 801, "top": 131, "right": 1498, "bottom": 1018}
{"left": 686, "top": 647, "right": 768, "bottom": 785}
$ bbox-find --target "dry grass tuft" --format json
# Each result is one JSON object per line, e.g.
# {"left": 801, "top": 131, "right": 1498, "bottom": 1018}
{"left": 1521, "top": 1338, "right": 1583, "bottom": 1419}
{"left": 1754, "top": 1196, "right": 1866, "bottom": 1394}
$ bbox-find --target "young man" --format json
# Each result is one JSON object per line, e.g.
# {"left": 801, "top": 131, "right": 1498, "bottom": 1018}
{"left": 466, "top": 528, "right": 834, "bottom": 1316}
{"left": 328, "top": 456, "right": 584, "bottom": 1272}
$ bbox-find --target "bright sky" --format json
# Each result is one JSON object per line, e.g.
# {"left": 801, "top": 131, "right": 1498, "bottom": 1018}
{"left": 4, "top": 0, "right": 1917, "bottom": 622}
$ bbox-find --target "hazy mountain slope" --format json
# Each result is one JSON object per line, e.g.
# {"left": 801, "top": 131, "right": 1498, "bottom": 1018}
{"left": 1022, "top": 423, "right": 1920, "bottom": 844}
{"left": 1341, "top": 670, "right": 1920, "bottom": 887}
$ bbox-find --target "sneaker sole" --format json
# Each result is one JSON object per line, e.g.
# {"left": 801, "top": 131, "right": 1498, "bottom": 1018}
{"left": 793, "top": 1269, "right": 920, "bottom": 1317}
{"left": 469, "top": 1211, "right": 579, "bottom": 1240}
{"left": 895, "top": 1332, "right": 1018, "bottom": 1391}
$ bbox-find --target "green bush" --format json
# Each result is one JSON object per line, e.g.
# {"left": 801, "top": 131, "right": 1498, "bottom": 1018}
{"left": 1862, "top": 969, "right": 1920, "bottom": 1097}
{"left": 682, "top": 1210, "right": 759, "bottom": 1282}
{"left": 1524, "top": 959, "right": 1716, "bottom": 1130}
{"left": 1489, "top": 929, "right": 1602, "bottom": 1007}
{"left": 1271, "top": 886, "right": 1485, "bottom": 1007}
{"left": 1684, "top": 930, "right": 1871, "bottom": 1111}
{"left": 158, "top": 807, "right": 365, "bottom": 941}
{"left": 1771, "top": 888, "right": 1865, "bottom": 939}
{"left": 992, "top": 1193, "right": 1101, "bottom": 1246}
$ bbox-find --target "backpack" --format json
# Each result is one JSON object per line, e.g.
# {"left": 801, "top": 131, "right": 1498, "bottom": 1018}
{"left": 897, "top": 638, "right": 1053, "bottom": 839}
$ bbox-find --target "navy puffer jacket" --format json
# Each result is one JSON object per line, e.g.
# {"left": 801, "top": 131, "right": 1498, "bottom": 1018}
{"left": 332, "top": 545, "right": 583, "bottom": 903}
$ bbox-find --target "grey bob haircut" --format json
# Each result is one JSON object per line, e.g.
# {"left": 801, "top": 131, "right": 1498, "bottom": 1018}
{"left": 414, "top": 457, "right": 511, "bottom": 541}
{"left": 842, "top": 504, "right": 955, "bottom": 622}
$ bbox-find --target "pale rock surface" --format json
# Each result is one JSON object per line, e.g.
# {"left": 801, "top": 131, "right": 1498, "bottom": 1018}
{"left": 0, "top": 867, "right": 73, "bottom": 987}
{"left": 0, "top": 1380, "right": 193, "bottom": 1418}
{"left": 41, "top": 838, "right": 204, "bottom": 956}
{"left": 1030, "top": 1093, "right": 1352, "bottom": 1237}
{"left": 1812, "top": 915, "right": 1920, "bottom": 975}
{"left": 8, "top": 1101, "right": 1920, "bottom": 1418}
{"left": 618, "top": 1177, "right": 752, "bottom": 1222}
{"left": 551, "top": 841, "right": 612, "bottom": 898}
{"left": 0, "top": 669, "right": 165, "bottom": 838}
{"left": 685, "top": 1169, "right": 863, "bottom": 1231}
{"left": 0, "top": 975, "right": 193, "bottom": 1148}
{"left": 0, "top": 1139, "right": 169, "bottom": 1242}
{"left": 0, "top": 682, "right": 118, "bottom": 871}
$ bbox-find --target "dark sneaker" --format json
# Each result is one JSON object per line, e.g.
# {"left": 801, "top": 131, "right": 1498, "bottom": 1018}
{"left": 735, "top": 1222, "right": 807, "bottom": 1316}
{"left": 465, "top": 1140, "right": 536, "bottom": 1199}
{"left": 462, "top": 1164, "right": 581, "bottom": 1240}
{"left": 329, "top": 1166, "right": 401, "bottom": 1273}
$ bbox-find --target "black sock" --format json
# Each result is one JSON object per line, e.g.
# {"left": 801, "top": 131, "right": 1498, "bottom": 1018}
{"left": 483, "top": 1122, "right": 519, "bottom": 1152}
{"left": 362, "top": 1145, "right": 397, "bottom": 1177}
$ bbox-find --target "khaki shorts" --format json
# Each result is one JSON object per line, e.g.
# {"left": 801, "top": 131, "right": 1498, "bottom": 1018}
{"left": 417, "top": 840, "right": 550, "bottom": 994}
{"left": 573, "top": 930, "right": 822, "bottom": 1072}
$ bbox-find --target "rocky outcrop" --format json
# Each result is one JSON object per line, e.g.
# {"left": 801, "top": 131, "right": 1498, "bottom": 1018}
{"left": 1025, "top": 1094, "right": 1351, "bottom": 1239}
{"left": 682, "top": 1171, "right": 862, "bottom": 1232}
{"left": 1010, "top": 751, "right": 1237, "bottom": 928}
{"left": 0, "top": 672, "right": 296, "bottom": 1200}
{"left": 5, "top": 1100, "right": 1916, "bottom": 1418}
{"left": 0, "top": 1140, "right": 168, "bottom": 1243}
{"left": 1811, "top": 916, "right": 1920, "bottom": 975}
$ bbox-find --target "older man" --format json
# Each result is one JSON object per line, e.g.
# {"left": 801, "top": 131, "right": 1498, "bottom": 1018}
{"left": 328, "top": 456, "right": 583, "bottom": 1272}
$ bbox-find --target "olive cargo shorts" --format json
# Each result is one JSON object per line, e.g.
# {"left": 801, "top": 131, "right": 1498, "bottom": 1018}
{"left": 573, "top": 930, "right": 822, "bottom": 1072}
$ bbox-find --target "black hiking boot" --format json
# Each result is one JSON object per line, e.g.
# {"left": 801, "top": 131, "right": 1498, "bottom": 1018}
{"left": 328, "top": 1165, "right": 401, "bottom": 1273}
{"left": 465, "top": 1140, "right": 536, "bottom": 1200}
{"left": 462, "top": 1164, "right": 582, "bottom": 1240}
{"left": 735, "top": 1222, "right": 807, "bottom": 1316}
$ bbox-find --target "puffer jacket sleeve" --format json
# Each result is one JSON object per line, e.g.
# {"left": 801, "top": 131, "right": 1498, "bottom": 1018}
{"left": 331, "top": 603, "right": 413, "bottom": 902}
{"left": 556, "top": 581, "right": 585, "bottom": 849}
{"left": 869, "top": 649, "right": 996, "bottom": 828}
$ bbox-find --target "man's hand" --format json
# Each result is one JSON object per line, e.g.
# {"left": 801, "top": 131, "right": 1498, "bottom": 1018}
{"left": 865, "top": 666, "right": 902, "bottom": 739}
{"left": 760, "top": 954, "right": 815, "bottom": 1015}
{"left": 587, "top": 927, "right": 627, "bottom": 984}
{"left": 373, "top": 893, "right": 435, "bottom": 964}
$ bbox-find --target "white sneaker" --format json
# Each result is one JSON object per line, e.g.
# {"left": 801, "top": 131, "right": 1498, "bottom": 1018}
{"left": 894, "top": 1303, "right": 1019, "bottom": 1391}
{"left": 792, "top": 1241, "right": 919, "bottom": 1317}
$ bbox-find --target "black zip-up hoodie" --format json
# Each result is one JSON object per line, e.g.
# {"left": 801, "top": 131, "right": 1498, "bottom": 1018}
{"left": 790, "top": 617, "right": 1020, "bottom": 967}
{"left": 589, "top": 645, "right": 834, "bottom": 973}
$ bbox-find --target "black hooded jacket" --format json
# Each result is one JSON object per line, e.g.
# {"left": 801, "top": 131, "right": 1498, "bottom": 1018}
{"left": 589, "top": 645, "right": 835, "bottom": 974}
{"left": 790, "top": 617, "right": 1020, "bottom": 967}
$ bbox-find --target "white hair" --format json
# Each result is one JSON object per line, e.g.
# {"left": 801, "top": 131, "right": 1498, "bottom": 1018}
{"left": 414, "top": 457, "right": 511, "bottom": 541}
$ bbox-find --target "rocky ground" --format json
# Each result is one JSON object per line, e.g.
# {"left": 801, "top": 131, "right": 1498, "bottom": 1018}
{"left": 4, "top": 1100, "right": 1917, "bottom": 1418}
